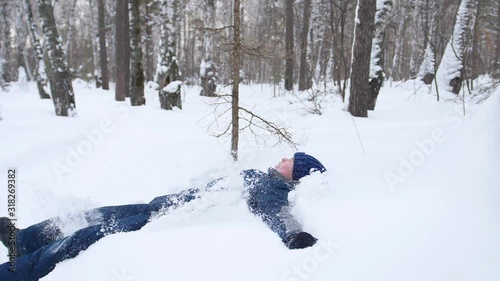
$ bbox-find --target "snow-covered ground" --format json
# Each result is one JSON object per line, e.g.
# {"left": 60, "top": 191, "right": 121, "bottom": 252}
{"left": 0, "top": 79, "right": 499, "bottom": 281}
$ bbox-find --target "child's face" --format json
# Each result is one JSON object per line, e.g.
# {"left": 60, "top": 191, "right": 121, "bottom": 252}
{"left": 275, "top": 157, "right": 294, "bottom": 180}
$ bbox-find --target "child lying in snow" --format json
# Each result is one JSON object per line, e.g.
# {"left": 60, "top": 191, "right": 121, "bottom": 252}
{"left": 0, "top": 152, "right": 326, "bottom": 280}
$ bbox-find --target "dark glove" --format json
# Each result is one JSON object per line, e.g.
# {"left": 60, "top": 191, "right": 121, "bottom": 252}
{"left": 285, "top": 231, "right": 317, "bottom": 249}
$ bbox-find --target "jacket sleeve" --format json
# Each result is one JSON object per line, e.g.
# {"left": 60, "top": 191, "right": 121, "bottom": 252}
{"left": 149, "top": 177, "right": 226, "bottom": 212}
{"left": 259, "top": 205, "right": 317, "bottom": 249}
{"left": 257, "top": 204, "right": 303, "bottom": 244}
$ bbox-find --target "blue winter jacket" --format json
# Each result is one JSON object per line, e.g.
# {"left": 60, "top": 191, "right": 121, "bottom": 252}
{"left": 241, "top": 168, "right": 302, "bottom": 243}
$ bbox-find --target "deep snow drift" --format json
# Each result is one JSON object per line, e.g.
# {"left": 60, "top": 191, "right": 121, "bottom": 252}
{"left": 0, "top": 79, "right": 499, "bottom": 281}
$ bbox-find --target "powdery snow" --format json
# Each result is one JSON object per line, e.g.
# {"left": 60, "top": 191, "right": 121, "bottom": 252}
{"left": 0, "top": 79, "right": 498, "bottom": 281}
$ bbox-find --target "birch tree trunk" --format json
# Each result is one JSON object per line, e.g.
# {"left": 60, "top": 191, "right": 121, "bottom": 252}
{"left": 25, "top": 0, "right": 50, "bottom": 99}
{"left": 200, "top": 0, "right": 217, "bottom": 97}
{"left": 154, "top": 0, "right": 182, "bottom": 110}
{"left": 129, "top": 0, "right": 145, "bottom": 106}
{"left": 37, "top": 0, "right": 77, "bottom": 117}
{"left": 367, "top": 0, "right": 393, "bottom": 110}
{"left": 311, "top": 0, "right": 329, "bottom": 85}
{"left": 143, "top": 0, "right": 154, "bottom": 82}
{"left": 0, "top": 1, "right": 13, "bottom": 89}
{"left": 417, "top": 0, "right": 438, "bottom": 85}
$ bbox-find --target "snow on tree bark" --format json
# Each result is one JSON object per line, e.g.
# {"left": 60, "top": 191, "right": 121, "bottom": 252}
{"left": 435, "top": 0, "right": 478, "bottom": 95}
{"left": 348, "top": 0, "right": 376, "bottom": 117}
{"left": 37, "top": 0, "right": 77, "bottom": 117}
{"left": 367, "top": 0, "right": 393, "bottom": 110}
{"left": 25, "top": 0, "right": 50, "bottom": 99}
{"left": 200, "top": 0, "right": 217, "bottom": 97}
{"left": 417, "top": 0, "right": 437, "bottom": 84}
{"left": 418, "top": 44, "right": 436, "bottom": 84}
{"left": 154, "top": 0, "right": 181, "bottom": 110}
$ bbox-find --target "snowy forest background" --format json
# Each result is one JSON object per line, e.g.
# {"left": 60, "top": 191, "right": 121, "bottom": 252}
{"left": 1, "top": 0, "right": 498, "bottom": 158}
{"left": 1, "top": 0, "right": 499, "bottom": 100}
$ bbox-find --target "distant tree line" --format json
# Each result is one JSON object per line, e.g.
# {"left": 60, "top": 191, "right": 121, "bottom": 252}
{"left": 0, "top": 0, "right": 497, "bottom": 155}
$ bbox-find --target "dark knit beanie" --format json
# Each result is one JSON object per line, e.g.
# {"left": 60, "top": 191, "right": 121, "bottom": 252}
{"left": 292, "top": 152, "right": 327, "bottom": 181}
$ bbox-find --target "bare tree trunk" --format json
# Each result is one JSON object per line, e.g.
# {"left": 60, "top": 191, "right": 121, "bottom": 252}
{"left": 330, "top": 0, "right": 351, "bottom": 102}
{"left": 64, "top": 0, "right": 78, "bottom": 71}
{"left": 0, "top": 1, "right": 13, "bottom": 89}
{"left": 25, "top": 0, "right": 50, "bottom": 99}
{"left": 37, "top": 0, "right": 77, "bottom": 117}
{"left": 89, "top": 0, "right": 101, "bottom": 88}
{"left": 468, "top": 0, "right": 483, "bottom": 86}
{"left": 115, "top": 0, "right": 130, "bottom": 101}
{"left": 144, "top": 0, "right": 154, "bottom": 82}
{"left": 98, "top": 0, "right": 109, "bottom": 90}
{"left": 494, "top": 2, "right": 500, "bottom": 78}
{"left": 348, "top": 0, "right": 376, "bottom": 117}
{"left": 231, "top": 0, "right": 241, "bottom": 161}
{"left": 284, "top": 0, "right": 294, "bottom": 91}
{"left": 129, "top": 0, "right": 145, "bottom": 106}
{"left": 391, "top": 3, "right": 410, "bottom": 81}
{"left": 129, "top": 0, "right": 136, "bottom": 97}
{"left": 298, "top": 0, "right": 312, "bottom": 91}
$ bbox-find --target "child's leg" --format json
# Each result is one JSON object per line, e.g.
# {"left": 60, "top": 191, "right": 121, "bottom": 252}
{"left": 14, "top": 186, "right": 206, "bottom": 257}
{"left": 83, "top": 203, "right": 151, "bottom": 225}
{"left": 0, "top": 213, "right": 150, "bottom": 281}
{"left": 16, "top": 203, "right": 151, "bottom": 256}
{"left": 15, "top": 219, "right": 63, "bottom": 257}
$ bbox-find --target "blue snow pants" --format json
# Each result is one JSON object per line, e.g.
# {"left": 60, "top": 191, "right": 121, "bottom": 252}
{"left": 0, "top": 187, "right": 202, "bottom": 281}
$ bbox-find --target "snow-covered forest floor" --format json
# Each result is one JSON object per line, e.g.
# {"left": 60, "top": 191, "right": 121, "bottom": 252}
{"left": 0, "top": 79, "right": 499, "bottom": 281}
